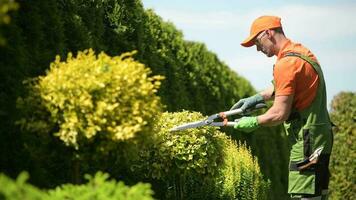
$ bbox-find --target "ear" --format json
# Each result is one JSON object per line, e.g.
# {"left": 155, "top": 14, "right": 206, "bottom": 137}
{"left": 266, "top": 29, "right": 277, "bottom": 45}
{"left": 266, "top": 29, "right": 273, "bottom": 37}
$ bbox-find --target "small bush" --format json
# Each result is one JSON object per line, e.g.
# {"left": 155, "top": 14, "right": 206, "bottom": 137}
{"left": 218, "top": 139, "right": 270, "bottom": 200}
{"left": 16, "top": 49, "right": 164, "bottom": 149}
{"left": 133, "top": 111, "right": 269, "bottom": 199}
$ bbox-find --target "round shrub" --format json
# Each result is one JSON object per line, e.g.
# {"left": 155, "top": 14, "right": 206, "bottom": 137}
{"left": 16, "top": 49, "right": 164, "bottom": 149}
{"left": 137, "top": 111, "right": 224, "bottom": 179}
{"left": 133, "top": 111, "right": 269, "bottom": 200}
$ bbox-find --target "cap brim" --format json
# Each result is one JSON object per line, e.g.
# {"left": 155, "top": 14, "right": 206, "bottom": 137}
{"left": 241, "top": 33, "right": 259, "bottom": 47}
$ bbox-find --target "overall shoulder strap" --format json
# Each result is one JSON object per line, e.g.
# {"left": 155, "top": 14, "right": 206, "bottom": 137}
{"left": 283, "top": 52, "right": 319, "bottom": 68}
{"left": 282, "top": 52, "right": 325, "bottom": 116}
{"left": 283, "top": 52, "right": 330, "bottom": 124}
{"left": 283, "top": 52, "right": 325, "bottom": 90}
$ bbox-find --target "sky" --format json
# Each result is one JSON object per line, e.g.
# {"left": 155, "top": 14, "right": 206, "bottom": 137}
{"left": 142, "top": 0, "right": 356, "bottom": 108}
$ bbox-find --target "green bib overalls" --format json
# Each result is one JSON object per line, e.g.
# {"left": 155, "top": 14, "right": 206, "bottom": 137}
{"left": 280, "top": 53, "right": 333, "bottom": 199}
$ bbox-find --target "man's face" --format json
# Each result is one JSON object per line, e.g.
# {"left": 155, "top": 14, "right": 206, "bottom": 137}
{"left": 255, "top": 30, "right": 274, "bottom": 57}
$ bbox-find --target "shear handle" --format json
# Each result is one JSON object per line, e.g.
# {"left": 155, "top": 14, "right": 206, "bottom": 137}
{"left": 223, "top": 103, "right": 267, "bottom": 117}
{"left": 209, "top": 122, "right": 237, "bottom": 127}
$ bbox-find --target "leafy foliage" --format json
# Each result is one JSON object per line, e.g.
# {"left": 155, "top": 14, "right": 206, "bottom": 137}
{"left": 219, "top": 139, "right": 270, "bottom": 200}
{"left": 133, "top": 111, "right": 269, "bottom": 199}
{"left": 231, "top": 125, "right": 290, "bottom": 200}
{"left": 0, "top": 172, "right": 44, "bottom": 200}
{"left": 0, "top": 172, "right": 154, "bottom": 200}
{"left": 16, "top": 49, "right": 163, "bottom": 148}
{"left": 329, "top": 92, "right": 356, "bottom": 200}
{"left": 135, "top": 111, "right": 225, "bottom": 179}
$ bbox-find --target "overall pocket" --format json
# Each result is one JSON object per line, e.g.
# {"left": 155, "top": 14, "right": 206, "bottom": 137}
{"left": 288, "top": 169, "right": 315, "bottom": 195}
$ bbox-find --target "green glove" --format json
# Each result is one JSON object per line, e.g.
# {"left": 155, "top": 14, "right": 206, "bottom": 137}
{"left": 234, "top": 116, "right": 259, "bottom": 133}
{"left": 230, "top": 94, "right": 264, "bottom": 111}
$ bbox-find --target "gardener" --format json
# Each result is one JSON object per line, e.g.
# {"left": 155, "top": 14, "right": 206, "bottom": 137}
{"left": 231, "top": 15, "right": 333, "bottom": 200}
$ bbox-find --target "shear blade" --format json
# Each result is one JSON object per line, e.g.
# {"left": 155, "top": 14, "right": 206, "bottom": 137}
{"left": 169, "top": 121, "right": 206, "bottom": 132}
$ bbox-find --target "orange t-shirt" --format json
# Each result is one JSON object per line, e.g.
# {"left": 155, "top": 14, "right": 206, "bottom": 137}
{"left": 273, "top": 39, "right": 319, "bottom": 111}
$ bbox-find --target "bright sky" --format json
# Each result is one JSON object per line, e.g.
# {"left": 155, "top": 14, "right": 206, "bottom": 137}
{"left": 142, "top": 0, "right": 356, "bottom": 108}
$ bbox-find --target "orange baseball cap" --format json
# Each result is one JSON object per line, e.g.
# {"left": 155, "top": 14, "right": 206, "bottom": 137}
{"left": 241, "top": 15, "right": 282, "bottom": 47}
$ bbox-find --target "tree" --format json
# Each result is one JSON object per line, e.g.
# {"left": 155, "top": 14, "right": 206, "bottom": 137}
{"left": 329, "top": 92, "right": 356, "bottom": 200}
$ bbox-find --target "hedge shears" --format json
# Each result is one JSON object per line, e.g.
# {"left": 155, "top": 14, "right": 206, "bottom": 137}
{"left": 169, "top": 103, "right": 266, "bottom": 132}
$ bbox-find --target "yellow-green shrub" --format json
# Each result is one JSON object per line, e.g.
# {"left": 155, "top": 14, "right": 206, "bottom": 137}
{"left": 218, "top": 139, "right": 269, "bottom": 200}
{"left": 16, "top": 49, "right": 163, "bottom": 149}
{"left": 136, "top": 111, "right": 224, "bottom": 179}
{"left": 133, "top": 111, "right": 269, "bottom": 199}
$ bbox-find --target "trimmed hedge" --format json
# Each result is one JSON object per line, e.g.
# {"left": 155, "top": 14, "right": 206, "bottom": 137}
{"left": 133, "top": 111, "right": 269, "bottom": 199}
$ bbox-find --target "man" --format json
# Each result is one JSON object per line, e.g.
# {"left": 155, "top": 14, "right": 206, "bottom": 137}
{"left": 231, "top": 16, "right": 333, "bottom": 200}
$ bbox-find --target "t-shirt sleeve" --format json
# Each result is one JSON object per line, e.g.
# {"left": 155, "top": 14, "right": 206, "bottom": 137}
{"left": 273, "top": 58, "right": 298, "bottom": 96}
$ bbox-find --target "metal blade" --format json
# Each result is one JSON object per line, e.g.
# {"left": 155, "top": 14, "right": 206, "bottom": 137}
{"left": 309, "top": 146, "right": 324, "bottom": 161}
{"left": 169, "top": 120, "right": 206, "bottom": 132}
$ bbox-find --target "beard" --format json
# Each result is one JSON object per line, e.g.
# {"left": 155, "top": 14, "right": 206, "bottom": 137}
{"left": 261, "top": 47, "right": 274, "bottom": 57}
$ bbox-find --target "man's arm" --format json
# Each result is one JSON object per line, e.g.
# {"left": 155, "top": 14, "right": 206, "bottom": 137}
{"left": 257, "top": 94, "right": 293, "bottom": 126}
{"left": 259, "top": 85, "right": 275, "bottom": 101}
{"left": 230, "top": 85, "right": 275, "bottom": 111}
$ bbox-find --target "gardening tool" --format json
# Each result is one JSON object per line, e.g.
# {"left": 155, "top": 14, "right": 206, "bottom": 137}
{"left": 295, "top": 146, "right": 324, "bottom": 170}
{"left": 169, "top": 103, "right": 266, "bottom": 132}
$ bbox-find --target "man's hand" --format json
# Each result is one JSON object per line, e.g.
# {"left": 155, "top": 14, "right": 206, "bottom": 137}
{"left": 234, "top": 116, "right": 259, "bottom": 133}
{"left": 230, "top": 94, "right": 264, "bottom": 111}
